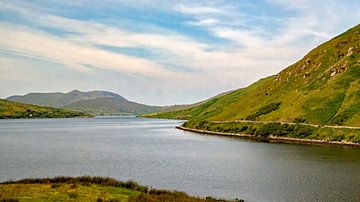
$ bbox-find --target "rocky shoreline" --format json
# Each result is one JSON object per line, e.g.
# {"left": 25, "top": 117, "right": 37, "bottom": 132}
{"left": 176, "top": 125, "right": 360, "bottom": 148}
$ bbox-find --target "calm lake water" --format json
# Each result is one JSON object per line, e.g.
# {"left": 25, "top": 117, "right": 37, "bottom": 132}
{"left": 0, "top": 117, "right": 359, "bottom": 201}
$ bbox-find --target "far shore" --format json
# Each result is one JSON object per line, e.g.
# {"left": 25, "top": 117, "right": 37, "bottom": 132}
{"left": 176, "top": 125, "right": 360, "bottom": 148}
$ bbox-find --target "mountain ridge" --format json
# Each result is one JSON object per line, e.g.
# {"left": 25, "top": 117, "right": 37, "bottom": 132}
{"left": 6, "top": 90, "right": 161, "bottom": 115}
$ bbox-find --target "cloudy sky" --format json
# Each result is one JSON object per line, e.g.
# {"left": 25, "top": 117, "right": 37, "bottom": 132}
{"left": 0, "top": 0, "right": 359, "bottom": 105}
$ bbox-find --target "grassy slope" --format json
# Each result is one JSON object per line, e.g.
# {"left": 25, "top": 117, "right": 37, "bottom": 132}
{"left": 0, "top": 99, "right": 92, "bottom": 119}
{"left": 144, "top": 90, "right": 236, "bottom": 119}
{"left": 147, "top": 24, "right": 360, "bottom": 143}
{"left": 0, "top": 176, "right": 237, "bottom": 202}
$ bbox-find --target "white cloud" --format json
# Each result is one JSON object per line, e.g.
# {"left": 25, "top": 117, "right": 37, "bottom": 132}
{"left": 0, "top": 23, "right": 181, "bottom": 78}
{"left": 176, "top": 5, "right": 224, "bottom": 14}
{"left": 0, "top": 1, "right": 359, "bottom": 105}
{"left": 188, "top": 18, "right": 219, "bottom": 27}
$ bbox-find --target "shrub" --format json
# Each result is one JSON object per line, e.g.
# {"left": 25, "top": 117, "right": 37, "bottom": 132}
{"left": 239, "top": 126, "right": 248, "bottom": 132}
{"left": 68, "top": 192, "right": 78, "bottom": 198}
{"left": 70, "top": 184, "right": 78, "bottom": 189}
{"left": 330, "top": 113, "right": 348, "bottom": 125}
{"left": 291, "top": 124, "right": 314, "bottom": 138}
{"left": 246, "top": 102, "right": 281, "bottom": 120}
{"left": 97, "top": 199, "right": 120, "bottom": 202}
{"left": 0, "top": 199, "right": 19, "bottom": 202}
{"left": 294, "top": 117, "right": 307, "bottom": 123}
{"left": 351, "top": 134, "right": 360, "bottom": 143}
{"left": 246, "top": 123, "right": 313, "bottom": 138}
{"left": 51, "top": 183, "right": 61, "bottom": 188}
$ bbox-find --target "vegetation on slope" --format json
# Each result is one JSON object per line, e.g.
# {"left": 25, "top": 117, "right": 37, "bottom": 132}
{"left": 147, "top": 24, "right": 360, "bottom": 143}
{"left": 0, "top": 99, "right": 92, "bottom": 119}
{"left": 0, "top": 176, "right": 241, "bottom": 202}
{"left": 184, "top": 121, "right": 360, "bottom": 143}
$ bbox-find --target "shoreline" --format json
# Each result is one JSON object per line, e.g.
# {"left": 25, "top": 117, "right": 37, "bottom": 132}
{"left": 176, "top": 125, "right": 360, "bottom": 148}
{"left": 0, "top": 176, "right": 242, "bottom": 202}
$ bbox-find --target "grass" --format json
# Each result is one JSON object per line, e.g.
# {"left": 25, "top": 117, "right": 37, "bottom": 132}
{"left": 245, "top": 102, "right": 281, "bottom": 121}
{"left": 0, "top": 99, "right": 93, "bottom": 119}
{"left": 0, "top": 176, "right": 242, "bottom": 202}
{"left": 184, "top": 121, "right": 360, "bottom": 143}
{"left": 0, "top": 183, "right": 133, "bottom": 202}
{"left": 145, "top": 24, "right": 360, "bottom": 143}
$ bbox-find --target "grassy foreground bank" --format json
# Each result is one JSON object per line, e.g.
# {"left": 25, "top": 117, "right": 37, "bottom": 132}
{"left": 0, "top": 176, "right": 242, "bottom": 202}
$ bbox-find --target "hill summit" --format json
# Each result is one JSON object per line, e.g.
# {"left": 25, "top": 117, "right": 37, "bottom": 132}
{"left": 147, "top": 24, "right": 360, "bottom": 143}
{"left": 7, "top": 90, "right": 162, "bottom": 115}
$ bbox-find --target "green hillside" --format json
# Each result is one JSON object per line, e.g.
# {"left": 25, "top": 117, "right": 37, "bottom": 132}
{"left": 7, "top": 90, "right": 163, "bottom": 116}
{"left": 146, "top": 24, "right": 360, "bottom": 143}
{"left": 0, "top": 99, "right": 92, "bottom": 119}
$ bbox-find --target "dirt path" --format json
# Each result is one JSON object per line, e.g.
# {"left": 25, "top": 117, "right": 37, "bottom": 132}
{"left": 209, "top": 120, "right": 360, "bottom": 130}
{"left": 176, "top": 125, "right": 360, "bottom": 147}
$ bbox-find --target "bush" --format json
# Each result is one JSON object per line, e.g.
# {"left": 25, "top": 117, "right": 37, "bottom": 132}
{"left": 0, "top": 199, "right": 19, "bottom": 202}
{"left": 239, "top": 126, "right": 248, "bottom": 132}
{"left": 246, "top": 102, "right": 281, "bottom": 120}
{"left": 51, "top": 183, "right": 61, "bottom": 188}
{"left": 291, "top": 124, "right": 313, "bottom": 138}
{"left": 249, "top": 123, "right": 313, "bottom": 138}
{"left": 70, "top": 184, "right": 78, "bottom": 189}
{"left": 294, "top": 117, "right": 307, "bottom": 123}
{"left": 68, "top": 192, "right": 78, "bottom": 198}
{"left": 330, "top": 113, "right": 348, "bottom": 125}
{"left": 351, "top": 135, "right": 360, "bottom": 143}
{"left": 97, "top": 198, "right": 120, "bottom": 202}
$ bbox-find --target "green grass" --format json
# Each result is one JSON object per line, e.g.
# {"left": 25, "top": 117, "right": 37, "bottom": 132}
{"left": 184, "top": 121, "right": 360, "bottom": 143}
{"left": 0, "top": 176, "right": 241, "bottom": 202}
{"left": 0, "top": 99, "right": 93, "bottom": 119}
{"left": 0, "top": 183, "right": 136, "bottom": 202}
{"left": 145, "top": 24, "right": 360, "bottom": 143}
{"left": 245, "top": 102, "right": 281, "bottom": 121}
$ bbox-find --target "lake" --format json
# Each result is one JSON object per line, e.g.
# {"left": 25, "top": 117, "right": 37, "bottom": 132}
{"left": 0, "top": 117, "right": 359, "bottom": 201}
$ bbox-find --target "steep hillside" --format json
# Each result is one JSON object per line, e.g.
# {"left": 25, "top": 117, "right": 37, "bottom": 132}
{"left": 147, "top": 24, "right": 360, "bottom": 143}
{"left": 0, "top": 99, "right": 91, "bottom": 119}
{"left": 7, "top": 90, "right": 162, "bottom": 115}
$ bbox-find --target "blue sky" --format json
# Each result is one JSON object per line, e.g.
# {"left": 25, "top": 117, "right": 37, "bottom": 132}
{"left": 0, "top": 0, "right": 359, "bottom": 105}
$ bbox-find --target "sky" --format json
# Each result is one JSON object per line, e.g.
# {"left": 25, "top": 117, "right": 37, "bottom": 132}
{"left": 0, "top": 0, "right": 359, "bottom": 105}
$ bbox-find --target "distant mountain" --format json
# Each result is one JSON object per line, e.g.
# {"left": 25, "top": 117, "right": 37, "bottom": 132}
{"left": 7, "top": 90, "right": 162, "bottom": 115}
{"left": 63, "top": 97, "right": 163, "bottom": 115}
{"left": 0, "top": 99, "right": 91, "bottom": 119}
{"left": 146, "top": 24, "right": 360, "bottom": 143}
